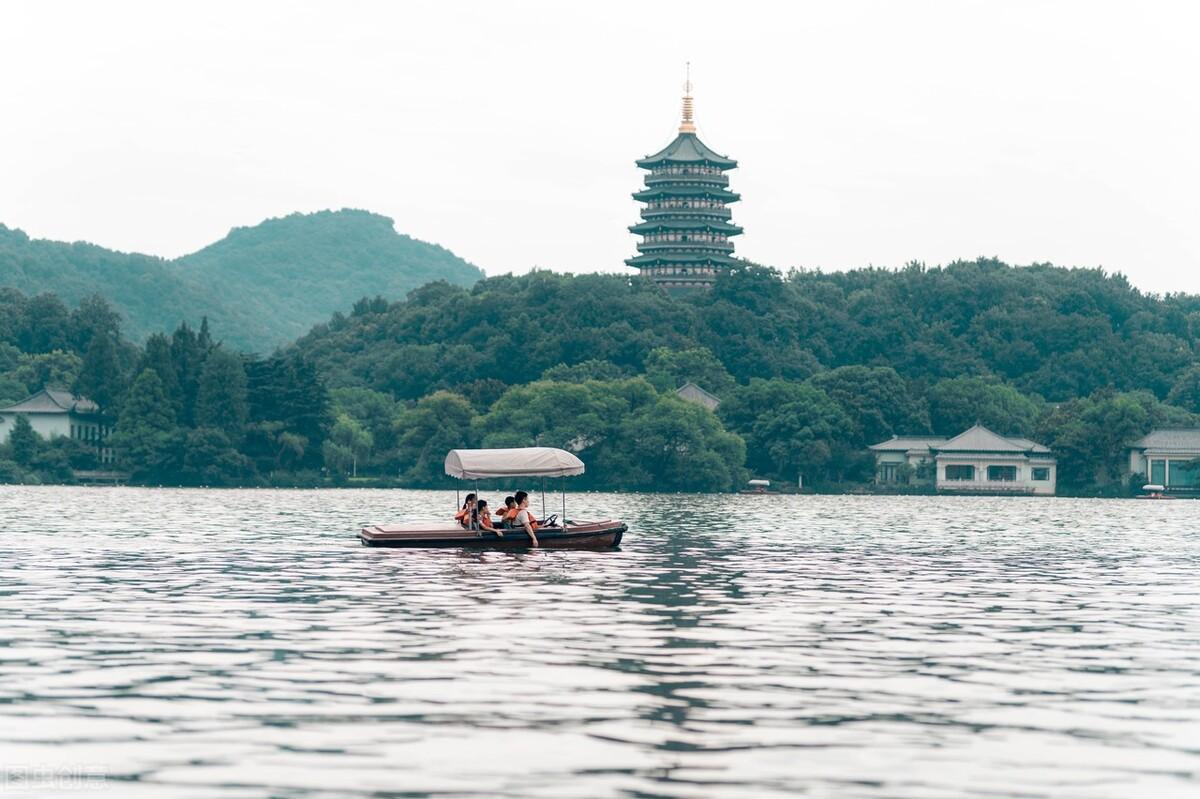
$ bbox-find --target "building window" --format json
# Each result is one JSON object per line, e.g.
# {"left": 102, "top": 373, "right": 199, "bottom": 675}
{"left": 987, "top": 465, "right": 1017, "bottom": 481}
{"left": 1168, "top": 459, "right": 1200, "bottom": 488}
{"left": 1031, "top": 467, "right": 1050, "bottom": 481}
{"left": 1150, "top": 459, "right": 1166, "bottom": 486}
{"left": 945, "top": 465, "right": 975, "bottom": 481}
{"left": 879, "top": 463, "right": 899, "bottom": 483}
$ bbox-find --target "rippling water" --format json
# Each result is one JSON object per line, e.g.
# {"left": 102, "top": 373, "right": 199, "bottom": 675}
{"left": 1, "top": 487, "right": 1199, "bottom": 798}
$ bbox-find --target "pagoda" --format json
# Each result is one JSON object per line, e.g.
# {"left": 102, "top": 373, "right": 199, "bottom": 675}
{"left": 626, "top": 74, "right": 742, "bottom": 291}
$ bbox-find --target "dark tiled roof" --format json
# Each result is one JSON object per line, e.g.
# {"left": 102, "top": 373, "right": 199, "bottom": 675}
{"left": 1129, "top": 429, "right": 1200, "bottom": 451}
{"left": 0, "top": 388, "right": 99, "bottom": 414}
{"left": 868, "top": 436, "right": 946, "bottom": 452}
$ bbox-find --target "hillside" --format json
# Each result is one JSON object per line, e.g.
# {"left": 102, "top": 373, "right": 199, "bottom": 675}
{"left": 290, "top": 260, "right": 1200, "bottom": 403}
{"left": 173, "top": 210, "right": 484, "bottom": 347}
{"left": 0, "top": 210, "right": 483, "bottom": 351}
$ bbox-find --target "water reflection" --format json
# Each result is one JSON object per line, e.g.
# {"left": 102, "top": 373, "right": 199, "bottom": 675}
{"left": 0, "top": 487, "right": 1198, "bottom": 797}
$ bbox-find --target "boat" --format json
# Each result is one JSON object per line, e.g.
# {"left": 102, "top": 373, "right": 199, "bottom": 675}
{"left": 738, "top": 478, "right": 778, "bottom": 495}
{"left": 359, "top": 447, "right": 627, "bottom": 549}
{"left": 1135, "top": 483, "right": 1176, "bottom": 500}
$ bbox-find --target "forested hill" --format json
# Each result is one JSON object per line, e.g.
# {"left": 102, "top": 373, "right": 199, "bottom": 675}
{"left": 174, "top": 210, "right": 484, "bottom": 346}
{"left": 291, "top": 260, "right": 1200, "bottom": 403}
{"left": 0, "top": 210, "right": 483, "bottom": 350}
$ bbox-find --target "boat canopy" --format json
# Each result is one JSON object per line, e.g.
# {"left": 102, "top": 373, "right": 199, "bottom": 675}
{"left": 747, "top": 479, "right": 771, "bottom": 487}
{"left": 444, "top": 447, "right": 586, "bottom": 480}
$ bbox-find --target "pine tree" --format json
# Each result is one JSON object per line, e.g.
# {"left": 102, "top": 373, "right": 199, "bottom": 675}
{"left": 8, "top": 414, "right": 41, "bottom": 465}
{"left": 110, "top": 369, "right": 177, "bottom": 479}
{"left": 138, "top": 333, "right": 182, "bottom": 421}
{"left": 195, "top": 348, "right": 249, "bottom": 441}
{"left": 73, "top": 332, "right": 124, "bottom": 411}
{"left": 171, "top": 322, "right": 203, "bottom": 426}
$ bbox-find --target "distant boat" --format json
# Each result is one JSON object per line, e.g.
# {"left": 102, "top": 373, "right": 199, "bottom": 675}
{"left": 359, "top": 447, "right": 627, "bottom": 549}
{"left": 1135, "top": 483, "right": 1175, "bottom": 500}
{"left": 739, "top": 478, "right": 778, "bottom": 495}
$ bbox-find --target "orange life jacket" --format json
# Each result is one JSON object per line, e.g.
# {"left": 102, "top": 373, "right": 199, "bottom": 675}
{"left": 503, "top": 507, "right": 518, "bottom": 522}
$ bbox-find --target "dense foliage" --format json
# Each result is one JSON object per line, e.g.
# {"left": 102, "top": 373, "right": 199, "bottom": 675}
{"left": 3, "top": 257, "right": 1200, "bottom": 493}
{"left": 288, "top": 260, "right": 1200, "bottom": 492}
{"left": 0, "top": 209, "right": 483, "bottom": 350}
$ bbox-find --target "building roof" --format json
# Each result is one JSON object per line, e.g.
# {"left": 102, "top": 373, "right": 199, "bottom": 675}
{"left": 675, "top": 382, "right": 721, "bottom": 411}
{"left": 1129, "top": 428, "right": 1200, "bottom": 452}
{"left": 868, "top": 435, "right": 947, "bottom": 452}
{"left": 0, "top": 388, "right": 99, "bottom": 415}
{"left": 625, "top": 252, "right": 742, "bottom": 268}
{"left": 637, "top": 133, "right": 737, "bottom": 169}
{"left": 628, "top": 219, "right": 744, "bottom": 235}
{"left": 937, "top": 424, "right": 1049, "bottom": 454}
{"left": 869, "top": 425, "right": 1052, "bottom": 455}
{"left": 632, "top": 186, "right": 741, "bottom": 202}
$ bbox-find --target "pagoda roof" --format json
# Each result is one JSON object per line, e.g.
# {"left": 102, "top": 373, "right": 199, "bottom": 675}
{"left": 637, "top": 133, "right": 737, "bottom": 169}
{"left": 628, "top": 219, "right": 743, "bottom": 235}
{"left": 632, "top": 186, "right": 740, "bottom": 202}
{"left": 625, "top": 252, "right": 742, "bottom": 268}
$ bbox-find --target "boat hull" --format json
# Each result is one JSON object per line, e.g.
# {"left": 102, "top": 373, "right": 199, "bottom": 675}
{"left": 358, "top": 520, "right": 626, "bottom": 550}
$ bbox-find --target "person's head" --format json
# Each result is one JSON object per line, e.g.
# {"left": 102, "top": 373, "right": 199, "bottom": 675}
{"left": 515, "top": 490, "right": 528, "bottom": 507}
{"left": 477, "top": 499, "right": 488, "bottom": 512}
{"left": 504, "top": 496, "right": 516, "bottom": 509}
{"left": 464, "top": 492, "right": 476, "bottom": 506}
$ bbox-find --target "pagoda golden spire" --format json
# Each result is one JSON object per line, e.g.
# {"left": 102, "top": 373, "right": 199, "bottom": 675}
{"left": 679, "top": 62, "right": 696, "bottom": 134}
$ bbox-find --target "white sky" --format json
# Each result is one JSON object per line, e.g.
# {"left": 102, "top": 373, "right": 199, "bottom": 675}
{"left": 3, "top": 0, "right": 1199, "bottom": 294}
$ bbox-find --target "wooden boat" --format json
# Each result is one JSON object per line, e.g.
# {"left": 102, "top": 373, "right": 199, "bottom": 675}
{"left": 738, "top": 478, "right": 779, "bottom": 495}
{"left": 359, "top": 519, "right": 626, "bottom": 549}
{"left": 359, "top": 446, "right": 628, "bottom": 550}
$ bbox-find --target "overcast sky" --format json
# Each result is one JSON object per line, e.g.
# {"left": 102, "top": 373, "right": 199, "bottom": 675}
{"left": 3, "top": 1, "right": 1199, "bottom": 294}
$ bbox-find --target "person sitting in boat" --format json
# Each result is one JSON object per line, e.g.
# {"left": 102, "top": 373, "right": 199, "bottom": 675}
{"left": 498, "top": 496, "right": 518, "bottom": 528}
{"left": 513, "top": 491, "right": 540, "bottom": 548}
{"left": 455, "top": 493, "right": 477, "bottom": 528}
{"left": 476, "top": 499, "right": 500, "bottom": 535}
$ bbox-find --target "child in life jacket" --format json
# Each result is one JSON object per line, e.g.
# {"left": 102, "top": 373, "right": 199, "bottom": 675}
{"left": 455, "top": 493, "right": 477, "bottom": 527}
{"left": 499, "top": 496, "right": 518, "bottom": 528}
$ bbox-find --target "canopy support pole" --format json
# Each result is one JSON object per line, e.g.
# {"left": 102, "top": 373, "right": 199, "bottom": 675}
{"left": 562, "top": 476, "right": 566, "bottom": 529}
{"left": 541, "top": 477, "right": 546, "bottom": 518}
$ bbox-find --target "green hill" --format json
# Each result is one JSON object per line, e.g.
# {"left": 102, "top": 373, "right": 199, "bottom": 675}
{"left": 0, "top": 209, "right": 483, "bottom": 351}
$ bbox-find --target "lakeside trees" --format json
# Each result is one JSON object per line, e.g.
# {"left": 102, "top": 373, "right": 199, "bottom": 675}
{"left": 2, "top": 259, "right": 1199, "bottom": 492}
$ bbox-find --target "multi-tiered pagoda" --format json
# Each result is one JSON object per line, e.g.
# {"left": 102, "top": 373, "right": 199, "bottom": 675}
{"left": 626, "top": 78, "right": 742, "bottom": 291}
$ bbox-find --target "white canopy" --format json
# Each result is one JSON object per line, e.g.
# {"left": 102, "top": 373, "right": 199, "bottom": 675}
{"left": 444, "top": 447, "right": 586, "bottom": 480}
{"left": 747, "top": 479, "right": 771, "bottom": 487}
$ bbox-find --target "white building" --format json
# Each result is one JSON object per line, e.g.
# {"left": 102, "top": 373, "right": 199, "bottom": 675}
{"left": 1127, "top": 429, "right": 1200, "bottom": 491}
{"left": 870, "top": 424, "right": 1056, "bottom": 495}
{"left": 0, "top": 388, "right": 115, "bottom": 464}
{"left": 868, "top": 436, "right": 945, "bottom": 484}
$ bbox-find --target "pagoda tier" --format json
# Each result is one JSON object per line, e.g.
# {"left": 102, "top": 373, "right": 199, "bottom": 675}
{"left": 626, "top": 81, "right": 742, "bottom": 293}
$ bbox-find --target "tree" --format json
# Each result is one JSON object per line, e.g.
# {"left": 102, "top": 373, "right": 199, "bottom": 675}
{"left": 109, "top": 369, "right": 178, "bottom": 480}
{"left": 595, "top": 396, "right": 746, "bottom": 492}
{"left": 721, "top": 379, "right": 854, "bottom": 483}
{"left": 809, "top": 366, "right": 929, "bottom": 447}
{"left": 13, "top": 350, "right": 82, "bottom": 393}
{"left": 178, "top": 427, "right": 251, "bottom": 486}
{"left": 927, "top": 376, "right": 1042, "bottom": 436}
{"left": 74, "top": 332, "right": 124, "bottom": 411}
{"left": 138, "top": 333, "right": 183, "bottom": 420}
{"left": 327, "top": 414, "right": 373, "bottom": 477}
{"left": 195, "top": 348, "right": 249, "bottom": 442}
{"left": 1166, "top": 364, "right": 1200, "bottom": 414}
{"left": 643, "top": 346, "right": 736, "bottom": 397}
{"left": 393, "top": 391, "right": 478, "bottom": 484}
{"left": 8, "top": 414, "right": 41, "bottom": 465}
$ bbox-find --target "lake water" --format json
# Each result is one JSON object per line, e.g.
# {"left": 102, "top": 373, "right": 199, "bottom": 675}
{"left": 0, "top": 487, "right": 1198, "bottom": 798}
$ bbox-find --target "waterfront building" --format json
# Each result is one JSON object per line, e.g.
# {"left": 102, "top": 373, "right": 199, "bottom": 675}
{"left": 627, "top": 74, "right": 742, "bottom": 292}
{"left": 0, "top": 387, "right": 115, "bottom": 465}
{"left": 1127, "top": 429, "right": 1200, "bottom": 491}
{"left": 870, "top": 424, "right": 1057, "bottom": 495}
